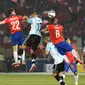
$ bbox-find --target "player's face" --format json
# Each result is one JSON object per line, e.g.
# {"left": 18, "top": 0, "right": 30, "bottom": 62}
{"left": 66, "top": 38, "right": 71, "bottom": 44}
{"left": 53, "top": 18, "right": 58, "bottom": 24}
{"left": 12, "top": 10, "right": 16, "bottom": 15}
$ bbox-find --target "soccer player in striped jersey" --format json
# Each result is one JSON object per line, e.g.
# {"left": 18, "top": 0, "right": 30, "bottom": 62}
{"left": 23, "top": 11, "right": 42, "bottom": 72}
{"left": 40, "top": 37, "right": 68, "bottom": 85}
{"left": 0, "top": 8, "right": 26, "bottom": 66}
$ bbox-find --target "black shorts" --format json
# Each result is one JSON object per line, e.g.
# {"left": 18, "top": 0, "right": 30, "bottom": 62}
{"left": 24, "top": 34, "right": 41, "bottom": 51}
{"left": 53, "top": 61, "right": 64, "bottom": 73}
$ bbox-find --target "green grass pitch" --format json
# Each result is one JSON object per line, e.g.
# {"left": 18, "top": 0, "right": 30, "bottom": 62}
{"left": 0, "top": 73, "right": 85, "bottom": 85}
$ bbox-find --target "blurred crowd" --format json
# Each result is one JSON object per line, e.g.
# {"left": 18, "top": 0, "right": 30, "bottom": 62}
{"left": 0, "top": 0, "right": 85, "bottom": 58}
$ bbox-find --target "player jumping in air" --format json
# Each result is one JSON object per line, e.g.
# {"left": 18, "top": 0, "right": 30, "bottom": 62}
{"left": 0, "top": 8, "right": 26, "bottom": 67}
{"left": 23, "top": 11, "right": 42, "bottom": 72}
{"left": 46, "top": 16, "right": 75, "bottom": 64}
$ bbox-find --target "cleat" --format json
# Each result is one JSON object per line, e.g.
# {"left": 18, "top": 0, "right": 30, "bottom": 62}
{"left": 29, "top": 64, "right": 37, "bottom": 72}
{"left": 12, "top": 62, "right": 20, "bottom": 67}
{"left": 12, "top": 62, "right": 17, "bottom": 66}
{"left": 60, "top": 82, "right": 67, "bottom": 85}
{"left": 14, "top": 64, "right": 20, "bottom": 67}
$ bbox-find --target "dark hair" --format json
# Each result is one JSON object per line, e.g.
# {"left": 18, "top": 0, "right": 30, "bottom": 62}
{"left": 8, "top": 8, "right": 15, "bottom": 15}
{"left": 49, "top": 17, "right": 58, "bottom": 24}
{"left": 65, "top": 37, "right": 72, "bottom": 41}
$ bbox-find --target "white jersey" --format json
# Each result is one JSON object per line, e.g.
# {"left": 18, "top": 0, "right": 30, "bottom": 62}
{"left": 28, "top": 17, "right": 42, "bottom": 36}
{"left": 46, "top": 42, "right": 64, "bottom": 64}
{"left": 83, "top": 46, "right": 85, "bottom": 52}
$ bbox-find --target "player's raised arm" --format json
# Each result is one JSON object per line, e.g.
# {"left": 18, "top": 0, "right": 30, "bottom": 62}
{"left": 0, "top": 20, "right": 5, "bottom": 25}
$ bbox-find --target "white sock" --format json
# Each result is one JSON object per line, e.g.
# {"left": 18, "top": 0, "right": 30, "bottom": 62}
{"left": 59, "top": 79, "right": 63, "bottom": 83}
{"left": 63, "top": 74, "right": 65, "bottom": 79}
{"left": 74, "top": 75, "right": 79, "bottom": 82}
{"left": 71, "top": 49, "right": 78, "bottom": 58}
{"left": 22, "top": 50, "right": 25, "bottom": 62}
{"left": 13, "top": 51, "right": 18, "bottom": 63}
{"left": 31, "top": 59, "right": 35, "bottom": 64}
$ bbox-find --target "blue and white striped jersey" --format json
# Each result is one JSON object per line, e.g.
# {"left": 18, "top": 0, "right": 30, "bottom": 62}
{"left": 28, "top": 17, "right": 42, "bottom": 36}
{"left": 46, "top": 42, "right": 64, "bottom": 64}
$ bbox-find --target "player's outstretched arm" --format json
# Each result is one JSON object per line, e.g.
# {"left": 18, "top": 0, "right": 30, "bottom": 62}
{"left": 40, "top": 44, "right": 49, "bottom": 55}
{"left": 41, "top": 28, "right": 49, "bottom": 33}
{"left": 0, "top": 20, "right": 5, "bottom": 25}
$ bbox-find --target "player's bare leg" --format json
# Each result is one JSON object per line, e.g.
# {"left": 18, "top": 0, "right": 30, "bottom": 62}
{"left": 52, "top": 72, "right": 67, "bottom": 85}
{"left": 74, "top": 72, "right": 78, "bottom": 85}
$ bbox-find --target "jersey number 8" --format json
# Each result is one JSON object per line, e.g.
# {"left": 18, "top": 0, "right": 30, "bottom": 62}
{"left": 56, "top": 30, "right": 60, "bottom": 38}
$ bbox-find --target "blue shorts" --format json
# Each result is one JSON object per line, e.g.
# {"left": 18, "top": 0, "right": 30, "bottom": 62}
{"left": 11, "top": 32, "right": 24, "bottom": 46}
{"left": 64, "top": 62, "right": 77, "bottom": 73}
{"left": 54, "top": 41, "right": 73, "bottom": 55}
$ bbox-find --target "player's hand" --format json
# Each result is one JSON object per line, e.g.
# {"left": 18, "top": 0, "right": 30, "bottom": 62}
{"left": 40, "top": 44, "right": 44, "bottom": 50}
{"left": 24, "top": 15, "right": 28, "bottom": 21}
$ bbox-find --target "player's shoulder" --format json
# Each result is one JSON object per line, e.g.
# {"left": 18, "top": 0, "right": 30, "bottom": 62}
{"left": 57, "top": 24, "right": 63, "bottom": 27}
{"left": 47, "top": 42, "right": 54, "bottom": 46}
{"left": 46, "top": 24, "right": 53, "bottom": 28}
{"left": 35, "top": 17, "right": 42, "bottom": 23}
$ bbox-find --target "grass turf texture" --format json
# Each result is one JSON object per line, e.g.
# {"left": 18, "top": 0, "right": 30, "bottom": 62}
{"left": 0, "top": 73, "right": 85, "bottom": 85}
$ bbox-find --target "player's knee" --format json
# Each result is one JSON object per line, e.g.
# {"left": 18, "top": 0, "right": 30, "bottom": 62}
{"left": 18, "top": 49, "right": 23, "bottom": 56}
{"left": 52, "top": 72, "right": 58, "bottom": 77}
{"left": 74, "top": 72, "right": 78, "bottom": 76}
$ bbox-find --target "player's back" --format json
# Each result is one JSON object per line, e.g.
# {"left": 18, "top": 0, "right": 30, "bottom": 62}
{"left": 28, "top": 17, "right": 42, "bottom": 36}
{"left": 47, "top": 24, "right": 64, "bottom": 44}
{"left": 5, "top": 15, "right": 23, "bottom": 34}
{"left": 46, "top": 42, "right": 64, "bottom": 64}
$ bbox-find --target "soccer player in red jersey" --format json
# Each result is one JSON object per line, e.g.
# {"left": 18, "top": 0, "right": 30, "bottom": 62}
{"left": 64, "top": 37, "right": 85, "bottom": 85}
{"left": 46, "top": 17, "right": 75, "bottom": 64}
{"left": 0, "top": 8, "right": 26, "bottom": 66}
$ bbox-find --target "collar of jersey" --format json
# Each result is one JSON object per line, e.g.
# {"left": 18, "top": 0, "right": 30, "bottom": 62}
{"left": 10, "top": 14, "right": 16, "bottom": 16}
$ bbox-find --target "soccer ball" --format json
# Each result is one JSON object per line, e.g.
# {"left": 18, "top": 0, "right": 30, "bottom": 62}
{"left": 48, "top": 10, "right": 56, "bottom": 18}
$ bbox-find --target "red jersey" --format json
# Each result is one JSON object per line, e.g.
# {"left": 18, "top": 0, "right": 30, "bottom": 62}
{"left": 4, "top": 15, "right": 24, "bottom": 34}
{"left": 47, "top": 24, "right": 64, "bottom": 44}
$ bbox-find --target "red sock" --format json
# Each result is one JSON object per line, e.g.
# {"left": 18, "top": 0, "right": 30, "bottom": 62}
{"left": 66, "top": 52, "right": 75, "bottom": 63}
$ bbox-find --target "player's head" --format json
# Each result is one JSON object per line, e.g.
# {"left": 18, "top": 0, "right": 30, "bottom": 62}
{"left": 44, "top": 37, "right": 50, "bottom": 44}
{"left": 30, "top": 11, "right": 38, "bottom": 17}
{"left": 8, "top": 8, "right": 16, "bottom": 15}
{"left": 65, "top": 37, "right": 71, "bottom": 44}
{"left": 49, "top": 18, "right": 58, "bottom": 24}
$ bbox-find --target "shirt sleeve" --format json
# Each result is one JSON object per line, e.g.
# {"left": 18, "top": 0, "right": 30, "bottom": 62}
{"left": 28, "top": 18, "right": 33, "bottom": 23}
{"left": 37, "top": 18, "right": 42, "bottom": 23}
{"left": 83, "top": 46, "right": 85, "bottom": 52}
{"left": 18, "top": 15, "right": 24, "bottom": 20}
{"left": 4, "top": 18, "right": 8, "bottom": 24}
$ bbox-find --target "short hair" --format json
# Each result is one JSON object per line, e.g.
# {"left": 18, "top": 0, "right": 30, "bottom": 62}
{"left": 8, "top": 8, "right": 15, "bottom": 15}
{"left": 65, "top": 37, "right": 72, "bottom": 41}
